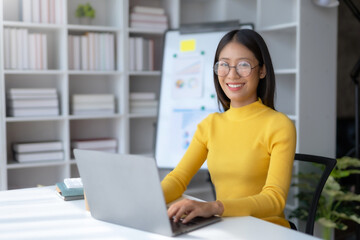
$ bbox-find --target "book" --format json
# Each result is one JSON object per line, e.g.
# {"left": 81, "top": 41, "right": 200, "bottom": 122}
{"left": 8, "top": 99, "right": 59, "bottom": 108}
{"left": 135, "top": 37, "right": 143, "bottom": 71}
{"left": 4, "top": 28, "right": 10, "bottom": 69}
{"left": 12, "top": 141, "right": 63, "bottom": 153}
{"left": 22, "top": 29, "right": 29, "bottom": 69}
{"left": 71, "top": 109, "right": 115, "bottom": 115}
{"left": 130, "top": 107, "right": 157, "bottom": 114}
{"left": 72, "top": 138, "right": 117, "bottom": 149}
{"left": 129, "top": 37, "right": 136, "bottom": 71}
{"left": 40, "top": 0, "right": 48, "bottom": 23}
{"left": 64, "top": 178, "right": 83, "bottom": 189}
{"left": 130, "top": 92, "right": 156, "bottom": 100}
{"left": 68, "top": 35, "right": 73, "bottom": 69}
{"left": 22, "top": 0, "right": 32, "bottom": 22}
{"left": 8, "top": 88, "right": 57, "bottom": 95}
{"left": 81, "top": 35, "right": 88, "bottom": 70}
{"left": 72, "top": 102, "right": 115, "bottom": 111}
{"left": 132, "top": 6, "right": 165, "bottom": 15}
{"left": 10, "top": 28, "right": 17, "bottom": 69}
{"left": 56, "top": 182, "right": 83, "bottom": 197}
{"left": 130, "top": 12, "right": 168, "bottom": 22}
{"left": 14, "top": 151, "right": 64, "bottom": 162}
{"left": 32, "top": 0, "right": 40, "bottom": 23}
{"left": 8, "top": 107, "right": 59, "bottom": 117}
{"left": 73, "top": 35, "right": 81, "bottom": 70}
{"left": 130, "top": 21, "right": 167, "bottom": 31}
{"left": 55, "top": 182, "right": 84, "bottom": 201}
{"left": 72, "top": 94, "right": 115, "bottom": 103}
{"left": 130, "top": 100, "right": 158, "bottom": 107}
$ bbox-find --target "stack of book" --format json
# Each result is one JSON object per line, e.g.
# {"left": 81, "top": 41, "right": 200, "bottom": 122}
{"left": 129, "top": 6, "right": 168, "bottom": 31}
{"left": 12, "top": 141, "right": 64, "bottom": 163}
{"left": 71, "top": 94, "right": 115, "bottom": 115}
{"left": 7, "top": 88, "right": 59, "bottom": 117}
{"left": 55, "top": 178, "right": 84, "bottom": 201}
{"left": 68, "top": 32, "right": 115, "bottom": 71}
{"left": 130, "top": 92, "right": 158, "bottom": 114}
{"left": 21, "top": 0, "right": 64, "bottom": 24}
{"left": 4, "top": 28, "right": 48, "bottom": 70}
{"left": 129, "top": 37, "right": 154, "bottom": 71}
{"left": 72, "top": 138, "right": 117, "bottom": 153}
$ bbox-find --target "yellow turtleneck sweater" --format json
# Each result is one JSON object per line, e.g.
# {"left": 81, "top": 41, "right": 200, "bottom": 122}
{"left": 161, "top": 100, "right": 296, "bottom": 228}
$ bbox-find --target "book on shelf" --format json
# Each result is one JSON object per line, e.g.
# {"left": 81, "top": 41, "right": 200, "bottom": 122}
{"left": 68, "top": 32, "right": 115, "bottom": 71}
{"left": 132, "top": 6, "right": 165, "bottom": 15}
{"left": 72, "top": 103, "right": 115, "bottom": 111}
{"left": 14, "top": 151, "right": 64, "bottom": 163}
{"left": 129, "top": 37, "right": 155, "bottom": 71}
{"left": 55, "top": 182, "right": 84, "bottom": 201}
{"left": 4, "top": 29, "right": 48, "bottom": 70}
{"left": 72, "top": 94, "right": 115, "bottom": 103}
{"left": 21, "top": 0, "right": 63, "bottom": 24}
{"left": 71, "top": 109, "right": 115, "bottom": 116}
{"left": 8, "top": 99, "right": 58, "bottom": 108}
{"left": 7, "top": 88, "right": 59, "bottom": 117}
{"left": 8, "top": 88, "right": 57, "bottom": 95}
{"left": 12, "top": 141, "right": 63, "bottom": 153}
{"left": 130, "top": 92, "right": 156, "bottom": 100}
{"left": 130, "top": 6, "right": 168, "bottom": 31}
{"left": 8, "top": 107, "right": 59, "bottom": 117}
{"left": 72, "top": 138, "right": 117, "bottom": 149}
{"left": 130, "top": 100, "right": 158, "bottom": 108}
{"left": 130, "top": 107, "right": 157, "bottom": 114}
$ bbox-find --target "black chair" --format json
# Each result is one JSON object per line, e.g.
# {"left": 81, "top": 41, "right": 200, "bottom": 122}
{"left": 289, "top": 153, "right": 337, "bottom": 235}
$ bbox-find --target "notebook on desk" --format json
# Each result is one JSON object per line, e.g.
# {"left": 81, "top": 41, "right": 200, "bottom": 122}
{"left": 73, "top": 149, "right": 221, "bottom": 237}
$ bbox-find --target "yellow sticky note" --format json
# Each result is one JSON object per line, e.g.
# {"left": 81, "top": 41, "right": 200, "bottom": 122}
{"left": 180, "top": 39, "right": 196, "bottom": 52}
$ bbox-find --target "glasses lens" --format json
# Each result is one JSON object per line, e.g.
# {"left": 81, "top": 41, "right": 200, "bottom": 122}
{"left": 214, "top": 61, "right": 229, "bottom": 76}
{"left": 236, "top": 61, "right": 252, "bottom": 77}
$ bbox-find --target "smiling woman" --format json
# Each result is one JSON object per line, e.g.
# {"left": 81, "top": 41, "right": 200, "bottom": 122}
{"left": 161, "top": 29, "right": 296, "bottom": 228}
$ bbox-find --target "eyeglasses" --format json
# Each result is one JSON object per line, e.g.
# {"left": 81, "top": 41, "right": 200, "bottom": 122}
{"left": 214, "top": 61, "right": 258, "bottom": 77}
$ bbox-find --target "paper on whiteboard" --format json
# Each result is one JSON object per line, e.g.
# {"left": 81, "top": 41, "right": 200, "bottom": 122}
{"left": 172, "top": 55, "right": 204, "bottom": 99}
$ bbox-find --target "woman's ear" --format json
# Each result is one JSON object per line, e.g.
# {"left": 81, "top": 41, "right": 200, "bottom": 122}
{"left": 260, "top": 64, "right": 266, "bottom": 79}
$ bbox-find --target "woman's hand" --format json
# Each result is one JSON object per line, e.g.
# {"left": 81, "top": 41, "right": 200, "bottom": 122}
{"left": 167, "top": 199, "right": 224, "bottom": 224}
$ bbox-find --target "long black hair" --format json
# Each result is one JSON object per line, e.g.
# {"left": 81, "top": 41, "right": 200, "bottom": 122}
{"left": 213, "top": 29, "right": 276, "bottom": 111}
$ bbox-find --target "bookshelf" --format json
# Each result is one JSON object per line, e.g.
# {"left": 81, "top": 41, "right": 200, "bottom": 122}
{"left": 0, "top": 0, "right": 337, "bottom": 221}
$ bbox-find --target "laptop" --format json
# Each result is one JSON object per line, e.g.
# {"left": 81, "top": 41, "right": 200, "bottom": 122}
{"left": 74, "top": 149, "right": 221, "bottom": 237}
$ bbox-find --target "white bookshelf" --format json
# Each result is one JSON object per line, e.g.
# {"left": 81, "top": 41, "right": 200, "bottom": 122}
{"left": 0, "top": 1, "right": 337, "bottom": 225}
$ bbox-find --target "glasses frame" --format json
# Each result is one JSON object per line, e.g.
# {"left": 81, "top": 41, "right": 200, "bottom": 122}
{"left": 214, "top": 60, "right": 259, "bottom": 78}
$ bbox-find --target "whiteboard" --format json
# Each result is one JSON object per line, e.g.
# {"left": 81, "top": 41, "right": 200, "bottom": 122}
{"left": 155, "top": 29, "right": 230, "bottom": 169}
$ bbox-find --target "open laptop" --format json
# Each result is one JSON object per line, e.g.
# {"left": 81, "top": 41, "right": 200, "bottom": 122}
{"left": 74, "top": 149, "right": 221, "bottom": 237}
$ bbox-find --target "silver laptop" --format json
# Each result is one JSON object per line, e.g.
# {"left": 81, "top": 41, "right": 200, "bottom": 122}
{"left": 74, "top": 149, "right": 221, "bottom": 237}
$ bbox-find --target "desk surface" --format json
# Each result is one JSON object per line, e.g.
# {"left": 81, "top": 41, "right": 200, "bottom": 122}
{"left": 0, "top": 186, "right": 320, "bottom": 240}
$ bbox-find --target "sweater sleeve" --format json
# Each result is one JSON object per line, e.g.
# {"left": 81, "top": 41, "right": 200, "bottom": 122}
{"left": 220, "top": 115, "right": 296, "bottom": 218}
{"left": 161, "top": 117, "right": 210, "bottom": 204}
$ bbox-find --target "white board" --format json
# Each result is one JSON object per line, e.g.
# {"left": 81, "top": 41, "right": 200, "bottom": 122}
{"left": 155, "top": 29, "right": 230, "bottom": 169}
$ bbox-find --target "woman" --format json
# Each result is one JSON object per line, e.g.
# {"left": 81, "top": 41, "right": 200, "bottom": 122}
{"left": 161, "top": 29, "right": 296, "bottom": 228}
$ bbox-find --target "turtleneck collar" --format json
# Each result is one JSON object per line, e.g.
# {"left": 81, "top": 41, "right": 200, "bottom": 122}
{"left": 225, "top": 98, "right": 269, "bottom": 121}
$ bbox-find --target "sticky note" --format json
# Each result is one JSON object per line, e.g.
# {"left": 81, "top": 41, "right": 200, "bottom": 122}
{"left": 180, "top": 39, "right": 196, "bottom": 52}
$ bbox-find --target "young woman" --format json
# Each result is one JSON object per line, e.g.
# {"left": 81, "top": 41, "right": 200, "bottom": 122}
{"left": 161, "top": 29, "right": 296, "bottom": 228}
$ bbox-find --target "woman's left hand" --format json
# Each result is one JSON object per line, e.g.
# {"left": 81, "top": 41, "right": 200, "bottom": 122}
{"left": 167, "top": 199, "right": 224, "bottom": 224}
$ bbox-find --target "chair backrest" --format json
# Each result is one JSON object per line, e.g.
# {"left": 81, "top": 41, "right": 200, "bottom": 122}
{"left": 293, "top": 153, "right": 337, "bottom": 235}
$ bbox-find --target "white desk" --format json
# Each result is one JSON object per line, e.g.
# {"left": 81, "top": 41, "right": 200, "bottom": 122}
{"left": 0, "top": 186, "right": 320, "bottom": 240}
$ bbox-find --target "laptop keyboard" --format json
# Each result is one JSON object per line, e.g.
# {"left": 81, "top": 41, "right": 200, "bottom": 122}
{"left": 170, "top": 217, "right": 201, "bottom": 233}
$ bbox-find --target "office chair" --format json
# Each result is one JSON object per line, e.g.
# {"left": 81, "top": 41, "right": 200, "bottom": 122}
{"left": 289, "top": 153, "right": 337, "bottom": 235}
